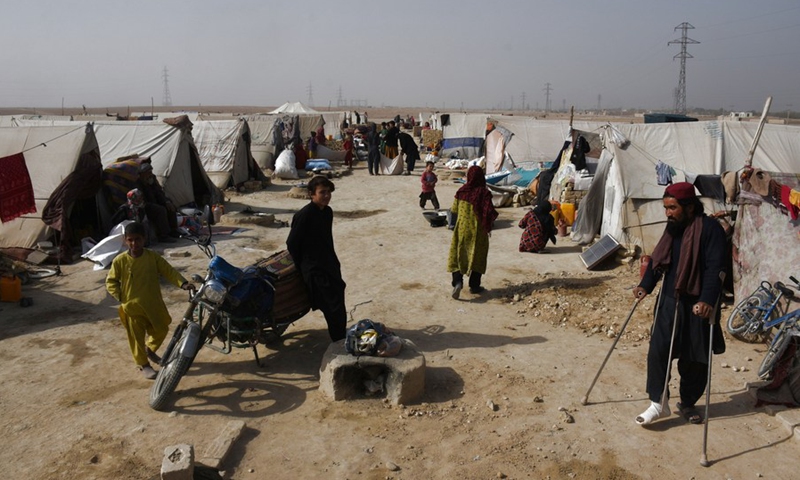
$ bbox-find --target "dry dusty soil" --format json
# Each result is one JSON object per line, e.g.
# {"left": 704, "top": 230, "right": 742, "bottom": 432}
{"left": 1, "top": 162, "right": 798, "bottom": 480}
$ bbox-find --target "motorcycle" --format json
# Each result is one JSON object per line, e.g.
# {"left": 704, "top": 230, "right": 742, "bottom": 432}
{"left": 149, "top": 208, "right": 310, "bottom": 410}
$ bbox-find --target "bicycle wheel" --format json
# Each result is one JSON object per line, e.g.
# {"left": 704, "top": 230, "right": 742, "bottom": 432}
{"left": 757, "top": 325, "right": 794, "bottom": 379}
{"left": 726, "top": 292, "right": 772, "bottom": 343}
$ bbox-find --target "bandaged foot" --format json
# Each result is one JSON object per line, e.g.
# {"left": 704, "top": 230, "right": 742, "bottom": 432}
{"left": 635, "top": 401, "right": 671, "bottom": 425}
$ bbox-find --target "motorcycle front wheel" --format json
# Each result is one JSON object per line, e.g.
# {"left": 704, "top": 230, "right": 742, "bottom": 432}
{"left": 149, "top": 327, "right": 195, "bottom": 410}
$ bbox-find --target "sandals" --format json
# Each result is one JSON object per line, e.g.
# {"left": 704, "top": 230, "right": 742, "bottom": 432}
{"left": 451, "top": 282, "right": 463, "bottom": 300}
{"left": 635, "top": 401, "right": 671, "bottom": 425}
{"left": 677, "top": 402, "right": 704, "bottom": 424}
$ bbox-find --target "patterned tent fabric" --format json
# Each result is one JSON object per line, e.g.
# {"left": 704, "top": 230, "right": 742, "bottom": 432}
{"left": 102, "top": 158, "right": 143, "bottom": 208}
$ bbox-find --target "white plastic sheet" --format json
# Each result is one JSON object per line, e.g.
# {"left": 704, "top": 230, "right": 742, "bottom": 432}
{"left": 81, "top": 221, "right": 132, "bottom": 271}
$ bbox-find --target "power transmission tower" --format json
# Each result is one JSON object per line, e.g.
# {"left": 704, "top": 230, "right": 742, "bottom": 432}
{"left": 336, "top": 86, "right": 344, "bottom": 108}
{"left": 668, "top": 22, "right": 699, "bottom": 115}
{"left": 306, "top": 82, "right": 314, "bottom": 107}
{"left": 562, "top": 99, "right": 566, "bottom": 112}
{"left": 543, "top": 83, "right": 553, "bottom": 113}
{"left": 597, "top": 94, "right": 602, "bottom": 111}
{"left": 161, "top": 66, "right": 172, "bottom": 107}
{"left": 521, "top": 92, "right": 526, "bottom": 111}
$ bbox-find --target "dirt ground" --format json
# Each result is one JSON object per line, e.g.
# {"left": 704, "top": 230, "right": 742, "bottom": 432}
{"left": 1, "top": 160, "right": 798, "bottom": 480}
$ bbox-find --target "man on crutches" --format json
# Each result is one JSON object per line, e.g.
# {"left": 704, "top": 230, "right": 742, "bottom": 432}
{"left": 632, "top": 182, "right": 727, "bottom": 426}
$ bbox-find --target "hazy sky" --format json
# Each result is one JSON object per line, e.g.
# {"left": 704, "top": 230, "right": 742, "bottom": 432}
{"left": 1, "top": 0, "right": 798, "bottom": 112}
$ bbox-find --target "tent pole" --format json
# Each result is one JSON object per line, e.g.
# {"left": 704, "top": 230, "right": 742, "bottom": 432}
{"left": 744, "top": 96, "right": 773, "bottom": 168}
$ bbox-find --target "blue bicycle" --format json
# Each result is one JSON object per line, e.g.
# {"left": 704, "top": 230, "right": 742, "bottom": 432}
{"left": 726, "top": 280, "right": 788, "bottom": 343}
{"left": 726, "top": 276, "right": 800, "bottom": 378}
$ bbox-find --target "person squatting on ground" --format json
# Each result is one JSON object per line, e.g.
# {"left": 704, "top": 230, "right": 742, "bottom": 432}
{"left": 137, "top": 162, "right": 180, "bottom": 243}
{"left": 448, "top": 165, "right": 498, "bottom": 299}
{"left": 518, "top": 200, "right": 557, "bottom": 253}
{"left": 105, "top": 222, "right": 194, "bottom": 379}
{"left": 419, "top": 161, "right": 440, "bottom": 210}
{"left": 286, "top": 176, "right": 348, "bottom": 341}
{"left": 633, "top": 182, "right": 726, "bottom": 425}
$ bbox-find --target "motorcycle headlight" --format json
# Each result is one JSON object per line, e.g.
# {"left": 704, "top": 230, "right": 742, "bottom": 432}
{"left": 202, "top": 279, "right": 227, "bottom": 304}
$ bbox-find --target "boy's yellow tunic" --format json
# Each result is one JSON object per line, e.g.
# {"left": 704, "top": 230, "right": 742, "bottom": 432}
{"left": 106, "top": 249, "right": 186, "bottom": 366}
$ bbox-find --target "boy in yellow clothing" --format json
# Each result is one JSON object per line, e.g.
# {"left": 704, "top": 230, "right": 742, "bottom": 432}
{"left": 106, "top": 222, "right": 193, "bottom": 379}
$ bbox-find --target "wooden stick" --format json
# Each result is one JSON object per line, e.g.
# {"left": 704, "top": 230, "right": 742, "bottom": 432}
{"left": 744, "top": 96, "right": 773, "bottom": 168}
{"left": 569, "top": 106, "right": 575, "bottom": 128}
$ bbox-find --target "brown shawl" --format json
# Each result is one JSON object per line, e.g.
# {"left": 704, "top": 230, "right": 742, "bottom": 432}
{"left": 650, "top": 215, "right": 704, "bottom": 296}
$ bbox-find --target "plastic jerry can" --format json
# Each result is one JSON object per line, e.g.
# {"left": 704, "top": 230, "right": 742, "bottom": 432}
{"left": 0, "top": 275, "right": 22, "bottom": 302}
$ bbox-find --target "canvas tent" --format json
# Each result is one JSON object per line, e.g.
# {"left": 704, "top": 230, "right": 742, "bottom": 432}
{"left": 251, "top": 114, "right": 325, "bottom": 170}
{"left": 269, "top": 102, "right": 319, "bottom": 114}
{"left": 192, "top": 119, "right": 261, "bottom": 189}
{"left": 568, "top": 120, "right": 800, "bottom": 300}
{"left": 14, "top": 118, "right": 222, "bottom": 208}
{"left": 0, "top": 125, "right": 103, "bottom": 257}
{"left": 440, "top": 113, "right": 488, "bottom": 159}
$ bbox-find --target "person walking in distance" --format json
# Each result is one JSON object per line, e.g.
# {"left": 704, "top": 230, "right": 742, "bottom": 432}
{"left": 633, "top": 182, "right": 726, "bottom": 425}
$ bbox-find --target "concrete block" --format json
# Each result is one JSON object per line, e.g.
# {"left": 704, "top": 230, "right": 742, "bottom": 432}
{"left": 198, "top": 420, "right": 246, "bottom": 470}
{"left": 161, "top": 444, "right": 194, "bottom": 480}
{"left": 775, "top": 409, "right": 800, "bottom": 435}
{"left": 764, "top": 404, "right": 789, "bottom": 416}
{"left": 319, "top": 339, "right": 426, "bottom": 405}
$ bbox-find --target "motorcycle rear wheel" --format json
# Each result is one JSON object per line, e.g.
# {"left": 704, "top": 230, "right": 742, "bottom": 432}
{"left": 149, "top": 328, "right": 195, "bottom": 410}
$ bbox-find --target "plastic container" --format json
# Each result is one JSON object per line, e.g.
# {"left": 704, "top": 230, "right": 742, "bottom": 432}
{"left": 212, "top": 205, "right": 223, "bottom": 224}
{"left": 560, "top": 203, "right": 576, "bottom": 226}
{"left": 1, "top": 275, "right": 22, "bottom": 303}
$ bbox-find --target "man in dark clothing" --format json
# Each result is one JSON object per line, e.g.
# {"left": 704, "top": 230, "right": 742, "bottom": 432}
{"left": 398, "top": 131, "right": 420, "bottom": 175}
{"left": 366, "top": 123, "right": 381, "bottom": 176}
{"left": 633, "top": 182, "right": 726, "bottom": 426}
{"left": 286, "top": 176, "right": 347, "bottom": 341}
{"left": 137, "top": 162, "right": 179, "bottom": 243}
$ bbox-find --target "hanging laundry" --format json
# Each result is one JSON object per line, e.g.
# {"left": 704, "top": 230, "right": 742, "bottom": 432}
{"left": 655, "top": 161, "right": 675, "bottom": 185}
{"left": 693, "top": 175, "right": 725, "bottom": 202}
{"left": 790, "top": 188, "right": 800, "bottom": 208}
{"left": 0, "top": 152, "right": 37, "bottom": 223}
{"left": 780, "top": 184, "right": 799, "bottom": 220}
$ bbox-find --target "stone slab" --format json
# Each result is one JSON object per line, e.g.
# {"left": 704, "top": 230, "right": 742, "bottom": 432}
{"left": 775, "top": 409, "right": 800, "bottom": 435}
{"left": 198, "top": 420, "right": 246, "bottom": 470}
{"left": 161, "top": 443, "right": 194, "bottom": 480}
{"left": 319, "top": 339, "right": 425, "bottom": 405}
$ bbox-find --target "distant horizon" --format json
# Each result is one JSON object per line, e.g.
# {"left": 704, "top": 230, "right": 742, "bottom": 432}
{"left": 1, "top": 1, "right": 797, "bottom": 114}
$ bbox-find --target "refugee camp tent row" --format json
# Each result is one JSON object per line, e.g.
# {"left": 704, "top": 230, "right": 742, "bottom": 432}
{"left": 0, "top": 125, "right": 103, "bottom": 259}
{"left": 245, "top": 113, "right": 326, "bottom": 170}
{"left": 13, "top": 118, "right": 221, "bottom": 209}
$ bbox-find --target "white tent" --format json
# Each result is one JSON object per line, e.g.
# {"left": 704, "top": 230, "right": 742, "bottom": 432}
{"left": 245, "top": 113, "right": 325, "bottom": 170}
{"left": 0, "top": 125, "right": 102, "bottom": 254}
{"left": 269, "top": 102, "right": 319, "bottom": 114}
{"left": 571, "top": 120, "right": 800, "bottom": 299}
{"left": 440, "top": 112, "right": 489, "bottom": 159}
{"left": 14, "top": 118, "right": 221, "bottom": 208}
{"left": 192, "top": 119, "right": 258, "bottom": 188}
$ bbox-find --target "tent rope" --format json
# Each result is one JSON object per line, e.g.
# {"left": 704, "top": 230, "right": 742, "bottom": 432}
{"left": 20, "top": 125, "right": 86, "bottom": 154}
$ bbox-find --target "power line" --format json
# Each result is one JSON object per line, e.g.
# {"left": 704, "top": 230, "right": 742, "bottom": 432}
{"left": 668, "top": 22, "right": 699, "bottom": 114}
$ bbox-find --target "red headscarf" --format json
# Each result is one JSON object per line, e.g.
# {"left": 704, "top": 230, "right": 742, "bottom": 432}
{"left": 455, "top": 165, "right": 498, "bottom": 233}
